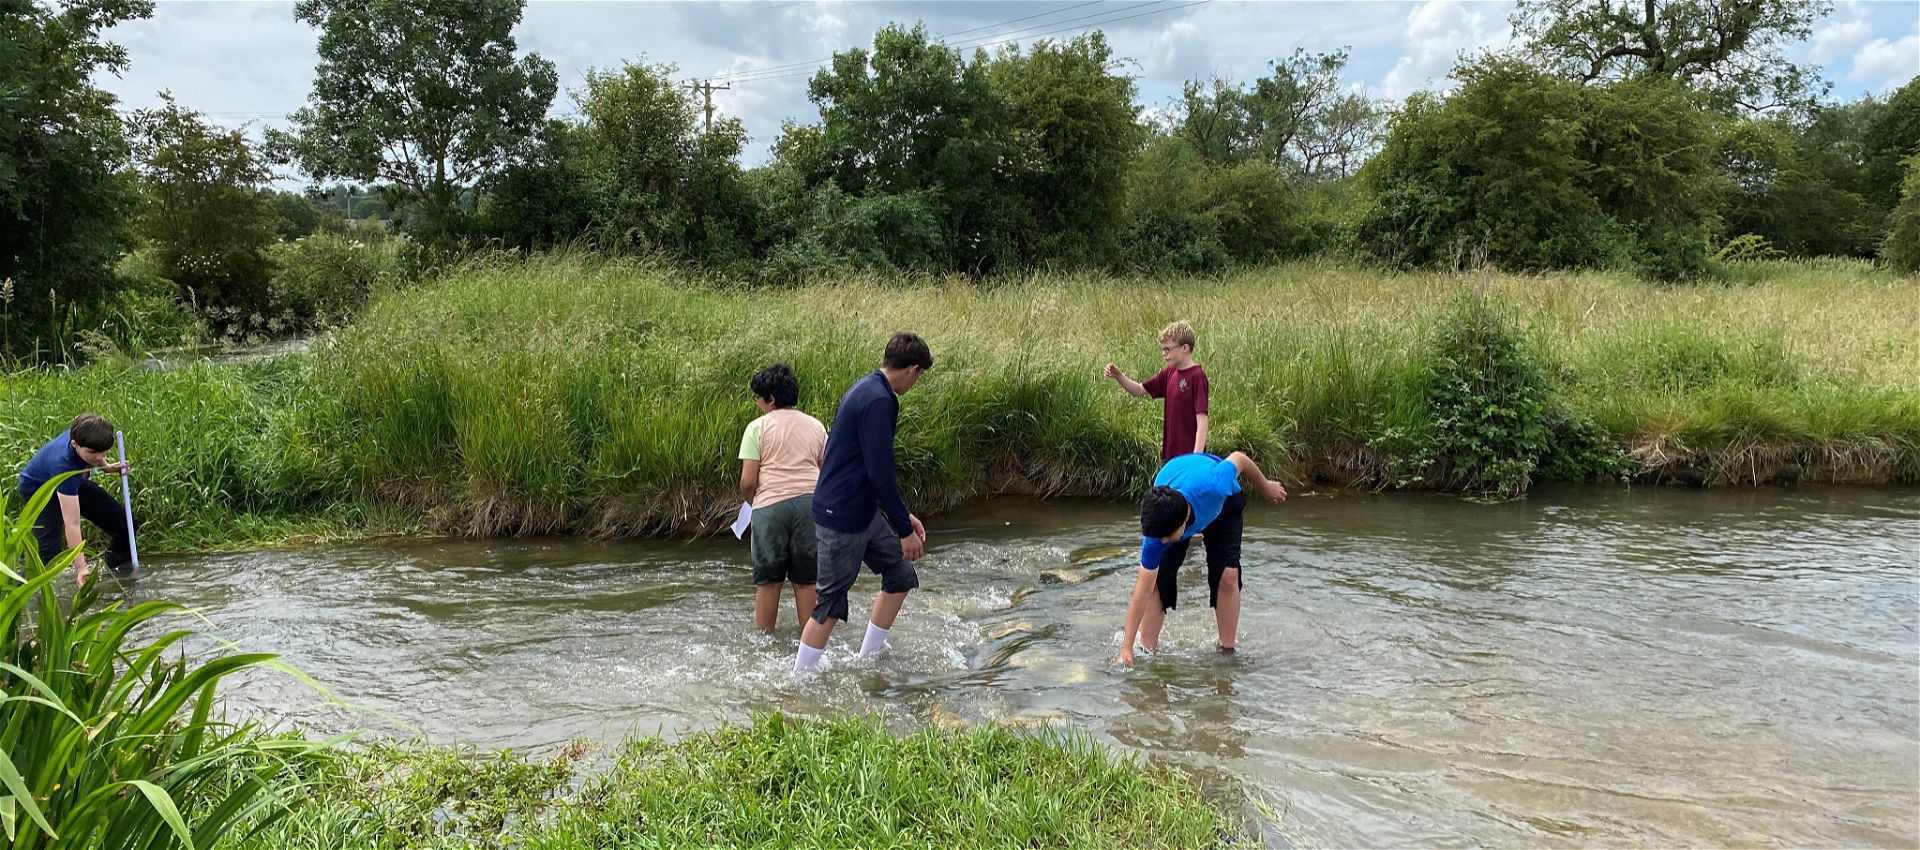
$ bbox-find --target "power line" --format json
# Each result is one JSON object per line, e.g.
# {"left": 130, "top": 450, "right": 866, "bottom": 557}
{"left": 945, "top": 0, "right": 1172, "bottom": 52}
{"left": 936, "top": 0, "right": 1106, "bottom": 38}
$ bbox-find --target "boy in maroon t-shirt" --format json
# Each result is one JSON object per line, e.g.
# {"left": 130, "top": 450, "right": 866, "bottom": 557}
{"left": 1103, "top": 320, "right": 1209, "bottom": 461}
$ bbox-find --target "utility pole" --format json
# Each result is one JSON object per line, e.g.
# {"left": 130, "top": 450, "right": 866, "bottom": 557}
{"left": 685, "top": 78, "right": 731, "bottom": 133}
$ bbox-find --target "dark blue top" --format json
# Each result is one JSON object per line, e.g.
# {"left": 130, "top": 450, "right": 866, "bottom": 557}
{"left": 1140, "top": 453, "right": 1242, "bottom": 569}
{"left": 19, "top": 431, "right": 92, "bottom": 498}
{"left": 812, "top": 370, "right": 913, "bottom": 537}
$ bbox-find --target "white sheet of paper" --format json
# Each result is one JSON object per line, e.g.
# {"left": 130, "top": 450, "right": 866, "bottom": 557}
{"left": 730, "top": 501, "right": 753, "bottom": 539}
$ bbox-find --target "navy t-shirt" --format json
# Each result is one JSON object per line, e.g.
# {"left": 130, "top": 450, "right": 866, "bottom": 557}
{"left": 19, "top": 431, "right": 93, "bottom": 498}
{"left": 1139, "top": 453, "right": 1242, "bottom": 569}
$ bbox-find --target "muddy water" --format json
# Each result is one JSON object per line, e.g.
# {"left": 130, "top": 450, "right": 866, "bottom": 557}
{"left": 128, "top": 486, "right": 1918, "bottom": 847}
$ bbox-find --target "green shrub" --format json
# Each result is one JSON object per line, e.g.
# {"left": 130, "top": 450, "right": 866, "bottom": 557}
{"left": 1358, "top": 61, "right": 1718, "bottom": 280}
{"left": 267, "top": 233, "right": 403, "bottom": 330}
{"left": 107, "top": 250, "right": 201, "bottom": 353}
{"left": 1883, "top": 155, "right": 1920, "bottom": 274}
{"left": 1412, "top": 292, "right": 1555, "bottom": 496}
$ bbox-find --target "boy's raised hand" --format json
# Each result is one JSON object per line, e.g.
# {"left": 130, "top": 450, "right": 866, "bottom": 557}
{"left": 1102, "top": 363, "right": 1122, "bottom": 381}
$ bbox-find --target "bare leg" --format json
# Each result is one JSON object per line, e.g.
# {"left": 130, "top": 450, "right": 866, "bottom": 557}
{"left": 793, "top": 583, "right": 817, "bottom": 629}
{"left": 1214, "top": 567, "right": 1241, "bottom": 651}
{"left": 868, "top": 590, "right": 909, "bottom": 630}
{"left": 754, "top": 584, "right": 781, "bottom": 631}
{"left": 801, "top": 616, "right": 837, "bottom": 650}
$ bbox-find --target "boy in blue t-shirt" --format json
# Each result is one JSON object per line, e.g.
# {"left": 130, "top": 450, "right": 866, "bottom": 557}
{"left": 16, "top": 413, "right": 136, "bottom": 586}
{"left": 1118, "top": 451, "right": 1286, "bottom": 667}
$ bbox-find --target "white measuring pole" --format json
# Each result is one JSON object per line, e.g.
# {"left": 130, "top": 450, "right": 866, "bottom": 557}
{"left": 115, "top": 430, "right": 140, "bottom": 572}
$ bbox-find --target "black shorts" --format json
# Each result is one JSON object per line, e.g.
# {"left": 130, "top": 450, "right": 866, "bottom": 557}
{"left": 1155, "top": 490, "right": 1246, "bottom": 612}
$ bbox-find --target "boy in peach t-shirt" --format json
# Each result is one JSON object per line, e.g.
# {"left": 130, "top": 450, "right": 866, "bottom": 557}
{"left": 738, "top": 363, "right": 829, "bottom": 632}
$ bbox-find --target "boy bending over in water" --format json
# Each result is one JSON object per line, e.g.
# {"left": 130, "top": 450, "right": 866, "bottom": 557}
{"left": 1119, "top": 451, "right": 1286, "bottom": 667}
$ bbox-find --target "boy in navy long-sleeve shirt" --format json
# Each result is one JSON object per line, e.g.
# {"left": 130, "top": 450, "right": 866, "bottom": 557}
{"left": 796, "top": 332, "right": 933, "bottom": 674}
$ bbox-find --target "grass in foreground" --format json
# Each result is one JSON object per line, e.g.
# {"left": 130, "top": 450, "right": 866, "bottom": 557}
{"left": 230, "top": 713, "right": 1240, "bottom": 850}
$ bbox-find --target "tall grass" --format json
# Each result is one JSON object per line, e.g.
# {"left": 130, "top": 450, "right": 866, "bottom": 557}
{"left": 3, "top": 255, "right": 1915, "bottom": 547}
{"left": 229, "top": 713, "right": 1240, "bottom": 850}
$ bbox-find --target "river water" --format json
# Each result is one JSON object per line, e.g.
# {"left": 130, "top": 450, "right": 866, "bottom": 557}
{"left": 125, "top": 486, "right": 1918, "bottom": 848}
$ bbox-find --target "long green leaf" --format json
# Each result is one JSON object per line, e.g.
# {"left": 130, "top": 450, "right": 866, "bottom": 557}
{"left": 126, "top": 779, "right": 196, "bottom": 850}
{"left": 0, "top": 748, "right": 55, "bottom": 839}
{"left": 0, "top": 662, "right": 83, "bottom": 723}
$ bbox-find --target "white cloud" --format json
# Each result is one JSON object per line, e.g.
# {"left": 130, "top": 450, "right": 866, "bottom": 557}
{"left": 1145, "top": 20, "right": 1211, "bottom": 83}
{"left": 1849, "top": 29, "right": 1920, "bottom": 92}
{"left": 1380, "top": 0, "right": 1513, "bottom": 100}
{"left": 1808, "top": 1, "right": 1874, "bottom": 64}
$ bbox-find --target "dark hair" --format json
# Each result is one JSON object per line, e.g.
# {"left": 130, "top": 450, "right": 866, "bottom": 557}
{"left": 750, "top": 363, "right": 800, "bottom": 408}
{"left": 883, "top": 332, "right": 933, "bottom": 371}
{"left": 69, "top": 413, "right": 115, "bottom": 452}
{"left": 1139, "top": 486, "right": 1190, "bottom": 539}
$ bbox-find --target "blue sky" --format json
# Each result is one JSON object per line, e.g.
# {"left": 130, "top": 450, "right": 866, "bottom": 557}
{"left": 97, "top": 0, "right": 1920, "bottom": 174}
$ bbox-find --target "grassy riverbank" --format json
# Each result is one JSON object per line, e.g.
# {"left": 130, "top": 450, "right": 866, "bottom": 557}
{"left": 226, "top": 713, "right": 1239, "bottom": 849}
{"left": 3, "top": 255, "right": 1915, "bottom": 550}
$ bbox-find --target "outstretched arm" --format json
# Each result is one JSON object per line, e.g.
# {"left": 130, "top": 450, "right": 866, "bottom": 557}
{"left": 1117, "top": 567, "right": 1157, "bottom": 667}
{"left": 1103, "top": 364, "right": 1149, "bottom": 397}
{"left": 1227, "top": 452, "right": 1287, "bottom": 503}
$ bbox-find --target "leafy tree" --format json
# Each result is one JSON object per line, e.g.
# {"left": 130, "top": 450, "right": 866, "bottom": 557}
{"left": 1719, "top": 101, "right": 1883, "bottom": 257}
{"left": 572, "top": 61, "right": 754, "bottom": 264}
{"left": 987, "top": 34, "right": 1142, "bottom": 267}
{"left": 269, "top": 191, "right": 324, "bottom": 241}
{"left": 1200, "top": 159, "right": 1304, "bottom": 264}
{"left": 1358, "top": 59, "right": 1718, "bottom": 279}
{"left": 1118, "top": 136, "right": 1228, "bottom": 275}
{"left": 275, "top": 0, "right": 557, "bottom": 247}
{"left": 480, "top": 120, "right": 597, "bottom": 250}
{"left": 129, "top": 93, "right": 280, "bottom": 315}
{"left": 807, "top": 24, "right": 1022, "bottom": 274}
{"left": 1167, "top": 49, "right": 1382, "bottom": 178}
{"left": 1884, "top": 155, "right": 1920, "bottom": 273}
{"left": 1511, "top": 0, "right": 1832, "bottom": 115}
{"left": 1863, "top": 78, "right": 1920, "bottom": 209}
{"left": 0, "top": 0, "right": 151, "bottom": 362}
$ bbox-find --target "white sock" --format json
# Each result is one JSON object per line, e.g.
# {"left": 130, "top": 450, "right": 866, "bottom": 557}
{"left": 857, "top": 622, "right": 890, "bottom": 659}
{"left": 794, "top": 643, "right": 825, "bottom": 674}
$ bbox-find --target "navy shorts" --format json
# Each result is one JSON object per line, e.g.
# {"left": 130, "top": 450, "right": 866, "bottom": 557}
{"left": 1156, "top": 490, "right": 1246, "bottom": 611}
{"left": 811, "top": 511, "right": 919, "bottom": 624}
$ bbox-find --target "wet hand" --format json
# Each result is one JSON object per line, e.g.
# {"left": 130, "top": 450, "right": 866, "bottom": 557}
{"left": 901, "top": 531, "right": 925, "bottom": 562}
{"left": 1262, "top": 480, "right": 1287, "bottom": 503}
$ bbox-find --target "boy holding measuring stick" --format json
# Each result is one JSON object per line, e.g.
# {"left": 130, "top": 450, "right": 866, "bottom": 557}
{"left": 17, "top": 413, "right": 139, "bottom": 585}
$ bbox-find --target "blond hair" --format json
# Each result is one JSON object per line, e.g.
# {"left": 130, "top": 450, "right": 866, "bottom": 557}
{"left": 1158, "top": 320, "right": 1195, "bottom": 351}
